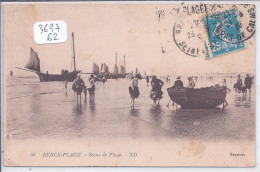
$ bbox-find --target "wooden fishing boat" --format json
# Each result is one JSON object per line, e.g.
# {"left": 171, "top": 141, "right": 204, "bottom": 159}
{"left": 17, "top": 32, "right": 81, "bottom": 82}
{"left": 167, "top": 85, "right": 227, "bottom": 109}
{"left": 36, "top": 71, "right": 79, "bottom": 82}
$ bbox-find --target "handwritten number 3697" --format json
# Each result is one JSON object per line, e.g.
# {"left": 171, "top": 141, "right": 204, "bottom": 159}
{"left": 39, "top": 24, "right": 60, "bottom": 34}
{"left": 38, "top": 23, "right": 60, "bottom": 41}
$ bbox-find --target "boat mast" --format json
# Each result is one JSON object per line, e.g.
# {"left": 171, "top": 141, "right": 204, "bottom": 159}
{"left": 115, "top": 52, "right": 117, "bottom": 67}
{"left": 124, "top": 54, "right": 125, "bottom": 73}
{"left": 72, "top": 32, "right": 76, "bottom": 71}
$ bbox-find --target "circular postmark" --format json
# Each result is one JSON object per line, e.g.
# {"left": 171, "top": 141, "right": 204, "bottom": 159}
{"left": 173, "top": 13, "right": 207, "bottom": 57}
{"left": 209, "top": 4, "right": 256, "bottom": 44}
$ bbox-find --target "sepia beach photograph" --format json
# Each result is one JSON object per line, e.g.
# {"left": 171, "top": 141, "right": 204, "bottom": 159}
{"left": 2, "top": 3, "right": 256, "bottom": 166}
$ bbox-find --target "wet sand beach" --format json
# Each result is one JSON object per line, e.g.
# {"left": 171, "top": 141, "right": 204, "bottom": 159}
{"left": 5, "top": 75, "right": 255, "bottom": 142}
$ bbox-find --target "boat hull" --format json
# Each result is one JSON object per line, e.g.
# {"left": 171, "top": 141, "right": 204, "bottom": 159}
{"left": 37, "top": 71, "right": 81, "bottom": 82}
{"left": 167, "top": 86, "right": 227, "bottom": 109}
{"left": 107, "top": 74, "right": 127, "bottom": 79}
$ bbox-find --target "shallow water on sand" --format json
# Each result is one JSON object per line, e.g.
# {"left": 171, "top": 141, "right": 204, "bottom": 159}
{"left": 5, "top": 75, "right": 255, "bottom": 142}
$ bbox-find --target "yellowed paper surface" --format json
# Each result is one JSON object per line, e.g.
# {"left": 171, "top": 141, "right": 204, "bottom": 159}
{"left": 3, "top": 3, "right": 255, "bottom": 166}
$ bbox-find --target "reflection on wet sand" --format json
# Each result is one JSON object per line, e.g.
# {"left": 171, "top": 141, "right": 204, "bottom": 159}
{"left": 149, "top": 105, "right": 163, "bottom": 127}
{"left": 130, "top": 108, "right": 139, "bottom": 117}
{"left": 129, "top": 109, "right": 140, "bottom": 138}
{"left": 71, "top": 102, "right": 87, "bottom": 138}
{"left": 234, "top": 94, "right": 251, "bottom": 108}
{"left": 89, "top": 98, "right": 96, "bottom": 115}
{"left": 168, "top": 109, "right": 227, "bottom": 141}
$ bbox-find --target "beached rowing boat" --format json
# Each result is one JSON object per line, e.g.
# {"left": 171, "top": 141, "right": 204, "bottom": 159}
{"left": 167, "top": 85, "right": 227, "bottom": 109}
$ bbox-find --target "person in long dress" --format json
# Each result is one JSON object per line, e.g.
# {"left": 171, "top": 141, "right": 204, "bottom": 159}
{"left": 150, "top": 76, "right": 164, "bottom": 105}
{"left": 129, "top": 75, "right": 140, "bottom": 108}
{"left": 88, "top": 74, "right": 96, "bottom": 98}
{"left": 167, "top": 76, "right": 183, "bottom": 107}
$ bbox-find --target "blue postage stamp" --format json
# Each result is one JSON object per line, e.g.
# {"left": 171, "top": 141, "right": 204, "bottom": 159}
{"left": 204, "top": 8, "right": 245, "bottom": 59}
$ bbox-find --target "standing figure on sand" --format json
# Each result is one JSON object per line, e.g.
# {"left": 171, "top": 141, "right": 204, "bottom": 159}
{"left": 72, "top": 73, "right": 86, "bottom": 103}
{"left": 167, "top": 76, "right": 183, "bottom": 107}
{"left": 166, "top": 76, "right": 171, "bottom": 84}
{"left": 102, "top": 76, "right": 106, "bottom": 85}
{"left": 64, "top": 79, "right": 67, "bottom": 89}
{"left": 88, "top": 74, "right": 96, "bottom": 98}
{"left": 129, "top": 75, "right": 140, "bottom": 108}
{"left": 146, "top": 76, "right": 149, "bottom": 87}
{"left": 150, "top": 76, "right": 164, "bottom": 105}
{"left": 244, "top": 74, "right": 253, "bottom": 95}
{"left": 194, "top": 76, "right": 198, "bottom": 82}
{"left": 222, "top": 79, "right": 231, "bottom": 106}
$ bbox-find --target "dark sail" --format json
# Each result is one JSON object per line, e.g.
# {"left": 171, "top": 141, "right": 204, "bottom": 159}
{"left": 100, "top": 63, "right": 104, "bottom": 73}
{"left": 93, "top": 63, "right": 99, "bottom": 75}
{"left": 25, "top": 48, "right": 40, "bottom": 72}
{"left": 100, "top": 63, "right": 109, "bottom": 74}
{"left": 120, "top": 65, "right": 125, "bottom": 74}
{"left": 104, "top": 63, "right": 109, "bottom": 73}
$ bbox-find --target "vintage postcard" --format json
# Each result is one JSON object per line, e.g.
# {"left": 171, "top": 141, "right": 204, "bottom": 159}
{"left": 2, "top": 2, "right": 256, "bottom": 167}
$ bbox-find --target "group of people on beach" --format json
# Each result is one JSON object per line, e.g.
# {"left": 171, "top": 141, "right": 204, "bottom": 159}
{"left": 129, "top": 73, "right": 254, "bottom": 107}
{"left": 234, "top": 74, "right": 253, "bottom": 95}
{"left": 72, "top": 73, "right": 96, "bottom": 102}
{"left": 95, "top": 76, "right": 107, "bottom": 85}
{"left": 129, "top": 75, "right": 165, "bottom": 106}
{"left": 71, "top": 72, "right": 254, "bottom": 107}
{"left": 129, "top": 75, "right": 199, "bottom": 107}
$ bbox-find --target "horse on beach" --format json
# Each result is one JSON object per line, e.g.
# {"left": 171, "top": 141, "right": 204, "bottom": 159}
{"left": 72, "top": 83, "right": 87, "bottom": 103}
{"left": 72, "top": 74, "right": 86, "bottom": 103}
{"left": 233, "top": 82, "right": 246, "bottom": 96}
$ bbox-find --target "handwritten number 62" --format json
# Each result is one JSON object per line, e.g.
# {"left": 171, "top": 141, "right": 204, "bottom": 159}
{"left": 47, "top": 33, "right": 59, "bottom": 41}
